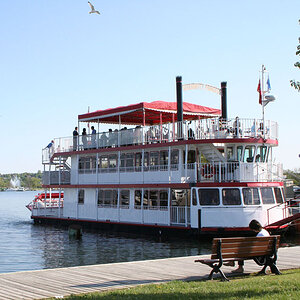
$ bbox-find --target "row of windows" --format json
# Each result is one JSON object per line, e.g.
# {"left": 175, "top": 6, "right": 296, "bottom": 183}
{"left": 192, "top": 187, "right": 283, "bottom": 206}
{"left": 78, "top": 187, "right": 283, "bottom": 207}
{"left": 78, "top": 150, "right": 180, "bottom": 172}
{"left": 78, "top": 188, "right": 190, "bottom": 209}
{"left": 227, "top": 145, "right": 269, "bottom": 163}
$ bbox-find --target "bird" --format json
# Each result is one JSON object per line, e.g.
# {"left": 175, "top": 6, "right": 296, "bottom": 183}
{"left": 88, "top": 1, "right": 100, "bottom": 14}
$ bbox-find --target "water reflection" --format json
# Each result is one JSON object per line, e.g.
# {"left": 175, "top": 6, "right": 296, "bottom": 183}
{"left": 31, "top": 225, "right": 211, "bottom": 270}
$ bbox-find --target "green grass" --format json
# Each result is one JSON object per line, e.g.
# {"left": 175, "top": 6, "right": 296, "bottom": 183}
{"left": 52, "top": 269, "right": 300, "bottom": 300}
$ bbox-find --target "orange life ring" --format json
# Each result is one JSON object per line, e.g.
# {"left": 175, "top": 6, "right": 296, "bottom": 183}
{"left": 201, "top": 165, "right": 215, "bottom": 178}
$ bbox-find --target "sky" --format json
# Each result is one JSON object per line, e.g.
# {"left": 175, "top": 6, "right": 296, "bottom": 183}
{"left": 0, "top": 0, "right": 299, "bottom": 173}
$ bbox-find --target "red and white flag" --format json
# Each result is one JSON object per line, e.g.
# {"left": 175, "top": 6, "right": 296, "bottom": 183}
{"left": 257, "top": 80, "right": 262, "bottom": 105}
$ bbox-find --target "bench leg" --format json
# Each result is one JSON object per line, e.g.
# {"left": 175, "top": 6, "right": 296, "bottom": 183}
{"left": 270, "top": 263, "right": 281, "bottom": 275}
{"left": 208, "top": 265, "right": 229, "bottom": 281}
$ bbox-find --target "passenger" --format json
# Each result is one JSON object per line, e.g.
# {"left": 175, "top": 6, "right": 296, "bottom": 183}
{"left": 82, "top": 128, "right": 88, "bottom": 149}
{"left": 108, "top": 129, "right": 113, "bottom": 147}
{"left": 44, "top": 140, "right": 54, "bottom": 157}
{"left": 44, "top": 140, "right": 54, "bottom": 150}
{"left": 91, "top": 126, "right": 97, "bottom": 148}
{"left": 112, "top": 129, "right": 118, "bottom": 147}
{"left": 73, "top": 127, "right": 79, "bottom": 151}
{"left": 233, "top": 116, "right": 240, "bottom": 137}
{"left": 133, "top": 126, "right": 141, "bottom": 145}
{"left": 100, "top": 131, "right": 108, "bottom": 148}
{"left": 188, "top": 128, "right": 195, "bottom": 140}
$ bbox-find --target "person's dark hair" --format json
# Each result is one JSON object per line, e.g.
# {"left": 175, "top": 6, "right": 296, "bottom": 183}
{"left": 249, "top": 219, "right": 262, "bottom": 232}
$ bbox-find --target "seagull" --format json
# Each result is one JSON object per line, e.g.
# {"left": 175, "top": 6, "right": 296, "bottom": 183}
{"left": 88, "top": 1, "right": 100, "bottom": 15}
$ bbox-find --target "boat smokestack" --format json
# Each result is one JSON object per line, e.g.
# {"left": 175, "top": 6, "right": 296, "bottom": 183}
{"left": 176, "top": 76, "right": 183, "bottom": 122}
{"left": 221, "top": 81, "right": 227, "bottom": 120}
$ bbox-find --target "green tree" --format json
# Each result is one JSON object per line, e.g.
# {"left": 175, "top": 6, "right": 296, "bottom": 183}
{"left": 290, "top": 19, "right": 300, "bottom": 91}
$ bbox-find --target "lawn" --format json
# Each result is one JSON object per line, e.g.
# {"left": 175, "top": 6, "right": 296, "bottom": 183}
{"left": 52, "top": 269, "right": 300, "bottom": 300}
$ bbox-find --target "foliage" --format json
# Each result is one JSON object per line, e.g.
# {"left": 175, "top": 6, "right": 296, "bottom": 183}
{"left": 53, "top": 269, "right": 300, "bottom": 300}
{"left": 290, "top": 19, "right": 300, "bottom": 91}
{"left": 0, "top": 171, "right": 42, "bottom": 189}
{"left": 284, "top": 169, "right": 300, "bottom": 185}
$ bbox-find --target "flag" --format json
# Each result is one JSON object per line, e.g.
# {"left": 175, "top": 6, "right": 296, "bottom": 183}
{"left": 266, "top": 76, "right": 271, "bottom": 92}
{"left": 257, "top": 80, "right": 262, "bottom": 105}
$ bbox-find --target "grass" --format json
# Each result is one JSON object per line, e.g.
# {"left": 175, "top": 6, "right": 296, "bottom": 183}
{"left": 51, "top": 269, "right": 300, "bottom": 300}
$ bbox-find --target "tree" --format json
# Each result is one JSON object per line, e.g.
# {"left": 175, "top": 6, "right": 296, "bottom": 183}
{"left": 290, "top": 19, "right": 300, "bottom": 92}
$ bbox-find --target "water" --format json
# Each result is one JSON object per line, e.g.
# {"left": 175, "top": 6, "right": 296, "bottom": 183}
{"left": 0, "top": 191, "right": 210, "bottom": 274}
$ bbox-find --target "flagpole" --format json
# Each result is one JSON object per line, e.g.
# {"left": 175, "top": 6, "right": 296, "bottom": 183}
{"left": 261, "top": 64, "right": 265, "bottom": 139}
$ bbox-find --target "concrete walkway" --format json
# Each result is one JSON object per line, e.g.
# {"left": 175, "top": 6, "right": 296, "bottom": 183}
{"left": 0, "top": 246, "right": 299, "bottom": 300}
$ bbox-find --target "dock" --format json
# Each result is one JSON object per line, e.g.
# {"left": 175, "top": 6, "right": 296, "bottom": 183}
{"left": 0, "top": 246, "right": 299, "bottom": 300}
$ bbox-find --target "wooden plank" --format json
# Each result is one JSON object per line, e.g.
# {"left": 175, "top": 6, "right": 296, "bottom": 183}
{"left": 0, "top": 245, "right": 298, "bottom": 300}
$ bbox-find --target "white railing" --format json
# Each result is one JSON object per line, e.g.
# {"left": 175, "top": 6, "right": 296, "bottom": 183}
{"left": 44, "top": 118, "right": 278, "bottom": 161}
{"left": 43, "top": 162, "right": 283, "bottom": 185}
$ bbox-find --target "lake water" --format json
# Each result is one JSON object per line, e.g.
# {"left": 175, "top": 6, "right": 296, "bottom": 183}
{"left": 0, "top": 191, "right": 211, "bottom": 274}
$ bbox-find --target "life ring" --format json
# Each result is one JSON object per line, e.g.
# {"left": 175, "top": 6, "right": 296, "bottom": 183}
{"left": 201, "top": 164, "right": 215, "bottom": 179}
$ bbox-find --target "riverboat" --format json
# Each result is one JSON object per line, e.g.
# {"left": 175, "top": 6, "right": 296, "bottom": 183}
{"left": 27, "top": 76, "right": 300, "bottom": 236}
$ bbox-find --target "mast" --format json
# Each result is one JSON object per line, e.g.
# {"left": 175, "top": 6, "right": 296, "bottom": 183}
{"left": 261, "top": 65, "right": 266, "bottom": 139}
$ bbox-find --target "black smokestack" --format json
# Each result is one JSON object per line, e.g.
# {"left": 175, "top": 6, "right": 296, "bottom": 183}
{"left": 176, "top": 76, "right": 183, "bottom": 122}
{"left": 221, "top": 81, "right": 227, "bottom": 120}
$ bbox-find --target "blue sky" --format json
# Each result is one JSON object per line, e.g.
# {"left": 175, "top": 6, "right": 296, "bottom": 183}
{"left": 0, "top": 0, "right": 299, "bottom": 173}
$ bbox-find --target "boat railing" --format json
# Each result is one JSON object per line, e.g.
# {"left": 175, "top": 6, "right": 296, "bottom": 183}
{"left": 45, "top": 118, "right": 278, "bottom": 160}
{"left": 43, "top": 161, "right": 283, "bottom": 185}
{"left": 266, "top": 199, "right": 300, "bottom": 226}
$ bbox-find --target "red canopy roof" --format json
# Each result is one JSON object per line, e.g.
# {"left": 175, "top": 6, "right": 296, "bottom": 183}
{"left": 78, "top": 101, "right": 221, "bottom": 125}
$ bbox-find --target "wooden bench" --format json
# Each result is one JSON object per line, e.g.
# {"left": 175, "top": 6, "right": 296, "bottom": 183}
{"left": 195, "top": 236, "right": 281, "bottom": 281}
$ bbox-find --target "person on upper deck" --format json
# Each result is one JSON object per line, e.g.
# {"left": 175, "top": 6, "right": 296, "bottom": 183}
{"left": 91, "top": 126, "right": 97, "bottom": 148}
{"left": 73, "top": 127, "right": 79, "bottom": 151}
{"left": 82, "top": 128, "right": 88, "bottom": 149}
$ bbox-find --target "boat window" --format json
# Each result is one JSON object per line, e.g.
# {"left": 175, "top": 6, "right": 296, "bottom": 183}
{"left": 149, "top": 190, "right": 158, "bottom": 207}
{"left": 135, "top": 152, "right": 142, "bottom": 172}
{"left": 160, "top": 150, "right": 168, "bottom": 171}
{"left": 188, "top": 150, "right": 196, "bottom": 164}
{"left": 256, "top": 146, "right": 268, "bottom": 162}
{"left": 260, "top": 187, "right": 275, "bottom": 204}
{"left": 171, "top": 189, "right": 190, "bottom": 207}
{"left": 120, "top": 190, "right": 130, "bottom": 208}
{"left": 198, "top": 189, "right": 220, "bottom": 206}
{"left": 242, "top": 188, "right": 260, "bottom": 205}
{"left": 78, "top": 189, "right": 84, "bottom": 204}
{"left": 144, "top": 152, "right": 149, "bottom": 171}
{"left": 134, "top": 190, "right": 142, "bottom": 208}
{"left": 143, "top": 190, "right": 149, "bottom": 206}
{"left": 227, "top": 147, "right": 234, "bottom": 161}
{"left": 222, "top": 188, "right": 241, "bottom": 205}
{"left": 192, "top": 189, "right": 197, "bottom": 206}
{"left": 120, "top": 153, "right": 134, "bottom": 172}
{"left": 150, "top": 151, "right": 159, "bottom": 170}
{"left": 97, "top": 189, "right": 117, "bottom": 207}
{"left": 108, "top": 154, "right": 117, "bottom": 172}
{"left": 171, "top": 149, "right": 179, "bottom": 170}
{"left": 274, "top": 187, "right": 283, "bottom": 204}
{"left": 237, "top": 146, "right": 243, "bottom": 161}
{"left": 160, "top": 190, "right": 168, "bottom": 208}
{"left": 243, "top": 146, "right": 255, "bottom": 163}
{"left": 126, "top": 153, "right": 134, "bottom": 171}
{"left": 100, "top": 155, "right": 108, "bottom": 172}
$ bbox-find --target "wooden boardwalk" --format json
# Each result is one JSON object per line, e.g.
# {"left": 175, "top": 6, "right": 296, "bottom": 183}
{"left": 0, "top": 246, "right": 299, "bottom": 300}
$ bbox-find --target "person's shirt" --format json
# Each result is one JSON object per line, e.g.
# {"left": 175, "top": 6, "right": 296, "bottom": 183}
{"left": 256, "top": 228, "right": 270, "bottom": 237}
{"left": 92, "top": 129, "right": 96, "bottom": 135}
{"left": 73, "top": 130, "right": 78, "bottom": 136}
{"left": 46, "top": 142, "right": 53, "bottom": 149}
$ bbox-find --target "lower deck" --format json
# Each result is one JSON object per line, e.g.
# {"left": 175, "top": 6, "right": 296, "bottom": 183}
{"left": 29, "top": 184, "right": 296, "bottom": 235}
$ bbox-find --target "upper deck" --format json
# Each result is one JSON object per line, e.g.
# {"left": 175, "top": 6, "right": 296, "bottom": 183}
{"left": 44, "top": 117, "right": 278, "bottom": 162}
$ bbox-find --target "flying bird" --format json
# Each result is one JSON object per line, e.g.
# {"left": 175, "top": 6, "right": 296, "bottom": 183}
{"left": 88, "top": 1, "right": 100, "bottom": 14}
